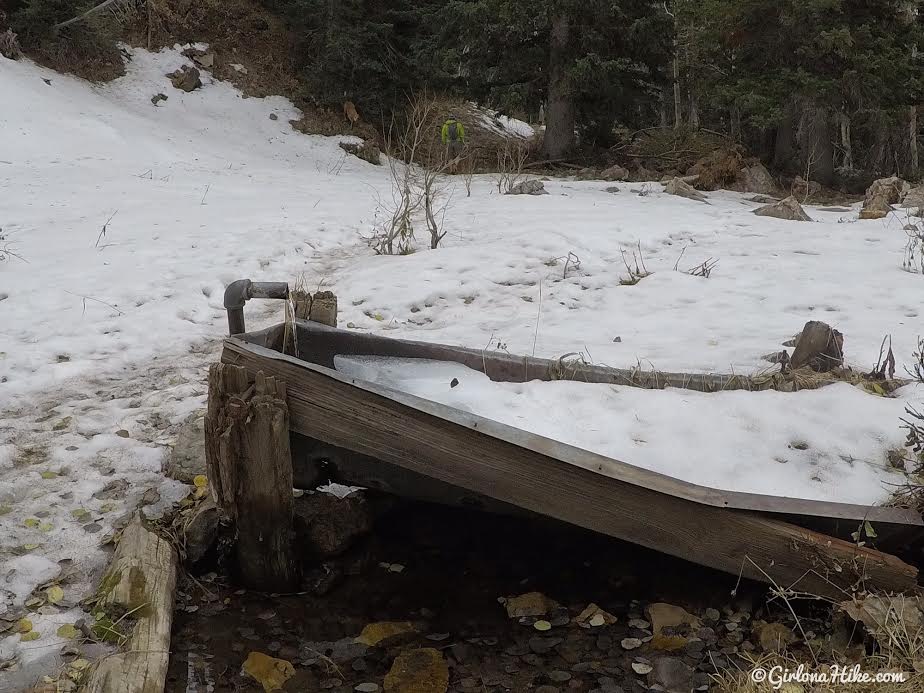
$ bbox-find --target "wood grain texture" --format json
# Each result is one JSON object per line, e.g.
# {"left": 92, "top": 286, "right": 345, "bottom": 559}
{"left": 222, "top": 340, "right": 919, "bottom": 599}
{"left": 84, "top": 516, "right": 177, "bottom": 693}
{"left": 255, "top": 322, "right": 920, "bottom": 530}
{"left": 205, "top": 364, "right": 299, "bottom": 591}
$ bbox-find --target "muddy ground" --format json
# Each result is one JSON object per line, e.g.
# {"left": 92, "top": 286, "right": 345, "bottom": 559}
{"left": 165, "top": 499, "right": 846, "bottom": 693}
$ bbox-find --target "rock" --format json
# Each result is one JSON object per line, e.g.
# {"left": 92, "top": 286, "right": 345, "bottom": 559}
{"left": 165, "top": 414, "right": 205, "bottom": 483}
{"left": 269, "top": 113, "right": 278, "bottom": 121}
{"left": 753, "top": 195, "right": 812, "bottom": 221}
{"left": 788, "top": 320, "right": 843, "bottom": 372}
{"left": 631, "top": 662, "right": 652, "bottom": 675}
{"left": 192, "top": 52, "right": 215, "bottom": 68}
{"left": 648, "top": 603, "right": 701, "bottom": 636}
{"left": 648, "top": 657, "right": 693, "bottom": 693}
{"left": 168, "top": 65, "right": 202, "bottom": 92}
{"left": 241, "top": 651, "right": 295, "bottom": 691}
{"left": 339, "top": 141, "right": 381, "bottom": 166}
{"left": 355, "top": 622, "right": 416, "bottom": 648}
{"left": 183, "top": 497, "right": 218, "bottom": 563}
{"left": 575, "top": 603, "right": 617, "bottom": 628}
{"left": 735, "top": 162, "right": 777, "bottom": 195}
{"left": 664, "top": 177, "right": 708, "bottom": 203}
{"left": 605, "top": 186, "right": 620, "bottom": 194}
{"left": 549, "top": 671, "right": 572, "bottom": 682}
{"left": 575, "top": 167, "right": 599, "bottom": 180}
{"left": 859, "top": 194, "right": 893, "bottom": 220}
{"left": 507, "top": 179, "right": 548, "bottom": 195}
{"left": 293, "top": 490, "right": 374, "bottom": 557}
{"left": 902, "top": 184, "right": 924, "bottom": 209}
{"left": 600, "top": 164, "right": 629, "bottom": 182}
{"left": 866, "top": 176, "right": 909, "bottom": 206}
{"left": 620, "top": 638, "right": 642, "bottom": 650}
{"left": 791, "top": 175, "right": 821, "bottom": 201}
{"left": 356, "top": 684, "right": 380, "bottom": 693}
{"left": 151, "top": 93, "right": 168, "bottom": 106}
{"left": 503, "top": 592, "right": 560, "bottom": 618}
{"left": 754, "top": 621, "right": 795, "bottom": 653}
{"left": 384, "top": 648, "right": 449, "bottom": 693}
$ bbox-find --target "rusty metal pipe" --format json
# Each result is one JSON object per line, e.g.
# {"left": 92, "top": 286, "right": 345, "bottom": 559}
{"left": 223, "top": 279, "right": 289, "bottom": 335}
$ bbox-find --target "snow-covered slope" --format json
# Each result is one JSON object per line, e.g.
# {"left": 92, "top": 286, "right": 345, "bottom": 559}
{"left": 1, "top": 45, "right": 922, "bottom": 685}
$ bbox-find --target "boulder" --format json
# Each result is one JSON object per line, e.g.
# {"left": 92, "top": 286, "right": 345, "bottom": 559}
{"left": 293, "top": 490, "right": 374, "bottom": 558}
{"left": 788, "top": 320, "right": 843, "bottom": 372}
{"left": 861, "top": 176, "right": 909, "bottom": 219}
{"left": 168, "top": 65, "right": 202, "bottom": 92}
{"left": 902, "top": 184, "right": 924, "bottom": 209}
{"left": 600, "top": 164, "right": 629, "bottom": 182}
{"left": 753, "top": 195, "right": 812, "bottom": 221}
{"left": 866, "top": 175, "right": 909, "bottom": 206}
{"left": 506, "top": 179, "right": 548, "bottom": 195}
{"left": 664, "top": 177, "right": 708, "bottom": 203}
{"left": 735, "top": 162, "right": 776, "bottom": 195}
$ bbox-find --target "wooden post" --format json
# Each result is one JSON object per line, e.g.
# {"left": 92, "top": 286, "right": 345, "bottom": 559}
{"left": 291, "top": 289, "right": 312, "bottom": 320}
{"left": 205, "top": 363, "right": 299, "bottom": 591}
{"left": 309, "top": 291, "right": 338, "bottom": 327}
{"left": 84, "top": 515, "right": 177, "bottom": 693}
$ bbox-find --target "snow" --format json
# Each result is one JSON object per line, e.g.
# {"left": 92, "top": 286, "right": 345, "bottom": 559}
{"left": 1, "top": 44, "right": 923, "bottom": 683}
{"left": 473, "top": 104, "right": 536, "bottom": 139}
{"left": 334, "top": 356, "right": 912, "bottom": 505}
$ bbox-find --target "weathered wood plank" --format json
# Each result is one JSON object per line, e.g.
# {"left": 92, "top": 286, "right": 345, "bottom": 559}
{"left": 84, "top": 516, "right": 177, "bottom": 693}
{"left": 222, "top": 340, "right": 919, "bottom": 599}
{"left": 205, "top": 363, "right": 299, "bottom": 591}
{"left": 268, "top": 322, "right": 921, "bottom": 529}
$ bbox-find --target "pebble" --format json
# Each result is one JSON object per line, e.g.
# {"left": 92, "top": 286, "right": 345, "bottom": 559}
{"left": 355, "top": 684, "right": 379, "bottom": 693}
{"left": 549, "top": 670, "right": 572, "bottom": 682}
{"left": 352, "top": 658, "right": 368, "bottom": 672}
{"left": 631, "top": 662, "right": 652, "bottom": 675}
{"left": 704, "top": 608, "right": 720, "bottom": 622}
{"left": 620, "top": 637, "right": 642, "bottom": 650}
{"left": 536, "top": 687, "right": 559, "bottom": 693}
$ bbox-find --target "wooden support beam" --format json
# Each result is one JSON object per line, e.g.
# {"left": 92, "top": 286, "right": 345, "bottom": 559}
{"left": 205, "top": 363, "right": 299, "bottom": 591}
{"left": 222, "top": 341, "right": 920, "bottom": 600}
{"left": 84, "top": 516, "right": 177, "bottom": 693}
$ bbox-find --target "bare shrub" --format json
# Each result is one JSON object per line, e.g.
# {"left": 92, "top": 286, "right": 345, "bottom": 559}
{"left": 619, "top": 243, "right": 651, "bottom": 285}
{"left": 0, "top": 29, "right": 23, "bottom": 59}
{"left": 901, "top": 222, "right": 924, "bottom": 274}
{"left": 367, "top": 93, "right": 453, "bottom": 254}
{"left": 495, "top": 141, "right": 529, "bottom": 194}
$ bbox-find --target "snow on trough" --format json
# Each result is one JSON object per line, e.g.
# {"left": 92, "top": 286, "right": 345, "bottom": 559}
{"left": 0, "top": 44, "right": 923, "bottom": 683}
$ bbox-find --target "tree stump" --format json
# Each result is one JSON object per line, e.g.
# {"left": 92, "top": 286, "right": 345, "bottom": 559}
{"left": 205, "top": 364, "right": 299, "bottom": 591}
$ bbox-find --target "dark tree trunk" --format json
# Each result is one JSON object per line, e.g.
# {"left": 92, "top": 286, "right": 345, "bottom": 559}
{"left": 542, "top": 12, "right": 575, "bottom": 159}
{"left": 773, "top": 102, "right": 798, "bottom": 172}
{"left": 801, "top": 106, "right": 834, "bottom": 186}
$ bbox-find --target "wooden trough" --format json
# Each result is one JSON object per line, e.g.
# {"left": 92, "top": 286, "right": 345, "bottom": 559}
{"left": 207, "top": 284, "right": 924, "bottom": 602}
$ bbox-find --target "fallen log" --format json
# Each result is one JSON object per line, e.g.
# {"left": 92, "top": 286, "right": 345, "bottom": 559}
{"left": 83, "top": 515, "right": 177, "bottom": 693}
